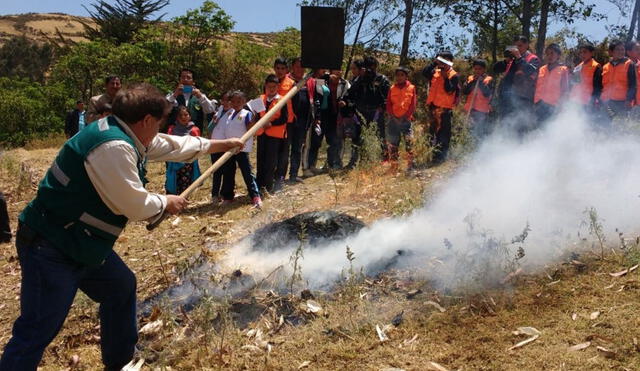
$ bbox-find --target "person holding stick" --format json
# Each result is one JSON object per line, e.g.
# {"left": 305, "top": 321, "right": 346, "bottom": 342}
{"left": 0, "top": 83, "right": 243, "bottom": 371}
{"left": 462, "top": 59, "right": 494, "bottom": 140}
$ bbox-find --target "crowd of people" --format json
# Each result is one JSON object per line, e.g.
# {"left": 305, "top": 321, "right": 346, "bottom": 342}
{"left": 62, "top": 35, "right": 640, "bottom": 210}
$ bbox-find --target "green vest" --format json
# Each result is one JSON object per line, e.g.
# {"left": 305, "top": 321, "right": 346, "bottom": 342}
{"left": 19, "top": 116, "right": 147, "bottom": 266}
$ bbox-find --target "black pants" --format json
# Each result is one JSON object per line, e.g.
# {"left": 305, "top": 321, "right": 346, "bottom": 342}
{"left": 211, "top": 153, "right": 227, "bottom": 199}
{"left": 289, "top": 119, "right": 309, "bottom": 179}
{"left": 257, "top": 135, "right": 287, "bottom": 192}
{"left": 534, "top": 101, "right": 555, "bottom": 128}
{"left": 0, "top": 225, "right": 137, "bottom": 371}
{"left": 308, "top": 111, "right": 342, "bottom": 169}
{"left": 428, "top": 105, "right": 452, "bottom": 163}
{"left": 220, "top": 152, "right": 260, "bottom": 200}
{"left": 0, "top": 192, "right": 10, "bottom": 242}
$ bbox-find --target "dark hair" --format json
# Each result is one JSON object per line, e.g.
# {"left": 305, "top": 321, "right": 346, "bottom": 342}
{"left": 438, "top": 50, "right": 454, "bottom": 61}
{"left": 265, "top": 74, "right": 279, "bottom": 85}
{"left": 395, "top": 66, "right": 410, "bottom": 75}
{"left": 363, "top": 56, "right": 378, "bottom": 69}
{"left": 179, "top": 68, "right": 194, "bottom": 79}
{"left": 626, "top": 40, "right": 639, "bottom": 52}
{"left": 76, "top": 100, "right": 83, "bottom": 105}
{"left": 514, "top": 35, "right": 529, "bottom": 44}
{"left": 97, "top": 103, "right": 112, "bottom": 115}
{"left": 112, "top": 83, "right": 171, "bottom": 125}
{"left": 229, "top": 90, "right": 246, "bottom": 99}
{"left": 546, "top": 43, "right": 562, "bottom": 56}
{"left": 609, "top": 39, "right": 624, "bottom": 52}
{"left": 105, "top": 75, "right": 120, "bottom": 85}
{"left": 176, "top": 105, "right": 189, "bottom": 114}
{"left": 352, "top": 59, "right": 364, "bottom": 69}
{"left": 221, "top": 90, "right": 233, "bottom": 100}
{"left": 578, "top": 42, "right": 595, "bottom": 52}
{"left": 472, "top": 59, "right": 487, "bottom": 68}
{"left": 290, "top": 57, "right": 302, "bottom": 66}
{"left": 274, "top": 57, "right": 288, "bottom": 68}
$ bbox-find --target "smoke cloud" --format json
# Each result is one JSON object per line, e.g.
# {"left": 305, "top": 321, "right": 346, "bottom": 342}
{"left": 225, "top": 106, "right": 640, "bottom": 291}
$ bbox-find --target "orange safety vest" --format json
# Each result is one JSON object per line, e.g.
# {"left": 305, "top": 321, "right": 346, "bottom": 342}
{"left": 534, "top": 64, "right": 569, "bottom": 106}
{"left": 389, "top": 81, "right": 416, "bottom": 118}
{"left": 426, "top": 68, "right": 458, "bottom": 109}
{"left": 278, "top": 76, "right": 295, "bottom": 97}
{"left": 569, "top": 59, "right": 600, "bottom": 105}
{"left": 256, "top": 94, "right": 294, "bottom": 139}
{"left": 602, "top": 58, "right": 633, "bottom": 102}
{"left": 635, "top": 63, "right": 640, "bottom": 105}
{"left": 463, "top": 75, "right": 492, "bottom": 113}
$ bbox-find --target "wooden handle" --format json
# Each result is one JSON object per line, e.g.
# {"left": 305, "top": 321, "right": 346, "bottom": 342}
{"left": 147, "top": 75, "right": 310, "bottom": 231}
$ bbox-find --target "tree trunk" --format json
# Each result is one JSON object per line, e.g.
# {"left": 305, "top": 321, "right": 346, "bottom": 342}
{"left": 629, "top": 0, "right": 640, "bottom": 41}
{"left": 344, "top": 0, "right": 371, "bottom": 79}
{"left": 399, "top": 0, "right": 414, "bottom": 65}
{"left": 536, "top": 0, "right": 550, "bottom": 56}
{"left": 521, "top": 0, "right": 532, "bottom": 39}
{"left": 492, "top": 0, "right": 499, "bottom": 65}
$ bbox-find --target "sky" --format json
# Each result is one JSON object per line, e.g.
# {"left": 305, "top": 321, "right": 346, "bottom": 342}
{"left": 0, "top": 0, "right": 632, "bottom": 45}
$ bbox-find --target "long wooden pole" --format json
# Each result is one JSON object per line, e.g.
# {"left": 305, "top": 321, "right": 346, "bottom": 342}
{"left": 147, "top": 75, "right": 310, "bottom": 230}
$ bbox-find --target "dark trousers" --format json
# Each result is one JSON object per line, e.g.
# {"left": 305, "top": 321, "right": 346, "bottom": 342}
{"left": 289, "top": 119, "right": 309, "bottom": 179}
{"left": 0, "top": 225, "right": 137, "bottom": 371}
{"left": 256, "top": 135, "right": 286, "bottom": 192}
{"left": 308, "top": 111, "right": 342, "bottom": 169}
{"left": 534, "top": 101, "right": 556, "bottom": 127}
{"left": 469, "top": 110, "right": 491, "bottom": 140}
{"left": 210, "top": 153, "right": 225, "bottom": 199}
{"left": 0, "top": 192, "right": 10, "bottom": 242}
{"left": 221, "top": 152, "right": 260, "bottom": 200}
{"left": 428, "top": 105, "right": 452, "bottom": 163}
{"left": 276, "top": 131, "right": 290, "bottom": 180}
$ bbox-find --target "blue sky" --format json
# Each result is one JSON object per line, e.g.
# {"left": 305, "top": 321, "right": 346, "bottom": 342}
{"left": 0, "top": 0, "right": 630, "bottom": 44}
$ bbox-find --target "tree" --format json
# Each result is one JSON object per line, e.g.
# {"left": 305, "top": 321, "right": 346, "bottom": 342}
{"left": 171, "top": 1, "right": 235, "bottom": 68}
{"left": 83, "top": 0, "right": 170, "bottom": 44}
{"left": 0, "top": 36, "right": 54, "bottom": 83}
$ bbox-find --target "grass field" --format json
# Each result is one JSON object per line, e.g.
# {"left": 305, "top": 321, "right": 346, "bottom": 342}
{"left": 1, "top": 141, "right": 639, "bottom": 371}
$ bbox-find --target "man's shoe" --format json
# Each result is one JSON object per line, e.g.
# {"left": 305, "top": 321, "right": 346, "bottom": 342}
{"left": 273, "top": 179, "right": 284, "bottom": 193}
{"left": 252, "top": 196, "right": 263, "bottom": 208}
{"left": 302, "top": 169, "right": 314, "bottom": 177}
{"left": 221, "top": 199, "right": 234, "bottom": 206}
{"left": 287, "top": 176, "right": 303, "bottom": 184}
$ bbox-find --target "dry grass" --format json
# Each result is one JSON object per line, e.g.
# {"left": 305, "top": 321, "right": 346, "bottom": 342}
{"left": 0, "top": 143, "right": 639, "bottom": 370}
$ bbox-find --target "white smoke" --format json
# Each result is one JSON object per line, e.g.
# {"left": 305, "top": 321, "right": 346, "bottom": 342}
{"left": 225, "top": 106, "right": 640, "bottom": 290}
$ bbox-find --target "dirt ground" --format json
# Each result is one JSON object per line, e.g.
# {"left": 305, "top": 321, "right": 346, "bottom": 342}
{"left": 1, "top": 144, "right": 639, "bottom": 371}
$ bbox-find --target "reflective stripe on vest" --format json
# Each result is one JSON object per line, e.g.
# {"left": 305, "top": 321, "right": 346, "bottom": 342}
{"left": 389, "top": 82, "right": 416, "bottom": 118}
{"left": 464, "top": 76, "right": 492, "bottom": 113}
{"left": 50, "top": 161, "right": 70, "bottom": 186}
{"left": 570, "top": 59, "right": 600, "bottom": 105}
{"left": 426, "top": 68, "right": 457, "bottom": 109}
{"left": 602, "top": 59, "right": 633, "bottom": 101}
{"left": 534, "top": 64, "right": 569, "bottom": 106}
{"left": 79, "top": 212, "right": 124, "bottom": 237}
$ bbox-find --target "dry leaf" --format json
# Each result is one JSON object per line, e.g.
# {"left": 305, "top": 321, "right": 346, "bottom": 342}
{"left": 427, "top": 361, "right": 449, "bottom": 371}
{"left": 376, "top": 324, "right": 389, "bottom": 342}
{"left": 241, "top": 345, "right": 263, "bottom": 353}
{"left": 186, "top": 216, "right": 197, "bottom": 221}
{"left": 298, "top": 361, "right": 311, "bottom": 369}
{"left": 69, "top": 354, "right": 80, "bottom": 368}
{"left": 609, "top": 264, "right": 639, "bottom": 277}
{"left": 303, "top": 300, "right": 323, "bottom": 314}
{"left": 596, "top": 346, "right": 616, "bottom": 359}
{"left": 171, "top": 217, "right": 181, "bottom": 227}
{"left": 515, "top": 327, "right": 541, "bottom": 336}
{"left": 571, "top": 313, "right": 577, "bottom": 321}
{"left": 590, "top": 311, "right": 600, "bottom": 320}
{"left": 424, "top": 300, "right": 446, "bottom": 313}
{"left": 568, "top": 342, "right": 591, "bottom": 352}
{"left": 122, "top": 359, "right": 144, "bottom": 371}
{"left": 509, "top": 335, "right": 539, "bottom": 350}
{"left": 139, "top": 320, "right": 163, "bottom": 336}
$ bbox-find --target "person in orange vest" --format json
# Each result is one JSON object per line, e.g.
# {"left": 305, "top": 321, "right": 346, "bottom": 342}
{"left": 533, "top": 43, "right": 570, "bottom": 124}
{"left": 462, "top": 59, "right": 494, "bottom": 140}
{"left": 569, "top": 43, "right": 602, "bottom": 112}
{"left": 422, "top": 50, "right": 459, "bottom": 164}
{"left": 601, "top": 40, "right": 637, "bottom": 120}
{"left": 255, "top": 74, "right": 294, "bottom": 194}
{"left": 625, "top": 40, "right": 640, "bottom": 63}
{"left": 272, "top": 58, "right": 296, "bottom": 191}
{"left": 385, "top": 66, "right": 417, "bottom": 171}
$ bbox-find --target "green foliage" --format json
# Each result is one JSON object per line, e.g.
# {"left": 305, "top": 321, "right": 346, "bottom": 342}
{"left": 83, "top": 0, "right": 170, "bottom": 44}
{"left": 0, "top": 36, "right": 54, "bottom": 83}
{"left": 0, "top": 78, "right": 71, "bottom": 146}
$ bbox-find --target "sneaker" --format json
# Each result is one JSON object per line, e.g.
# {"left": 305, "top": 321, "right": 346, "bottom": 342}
{"left": 302, "top": 169, "right": 314, "bottom": 178}
{"left": 252, "top": 196, "right": 263, "bottom": 208}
